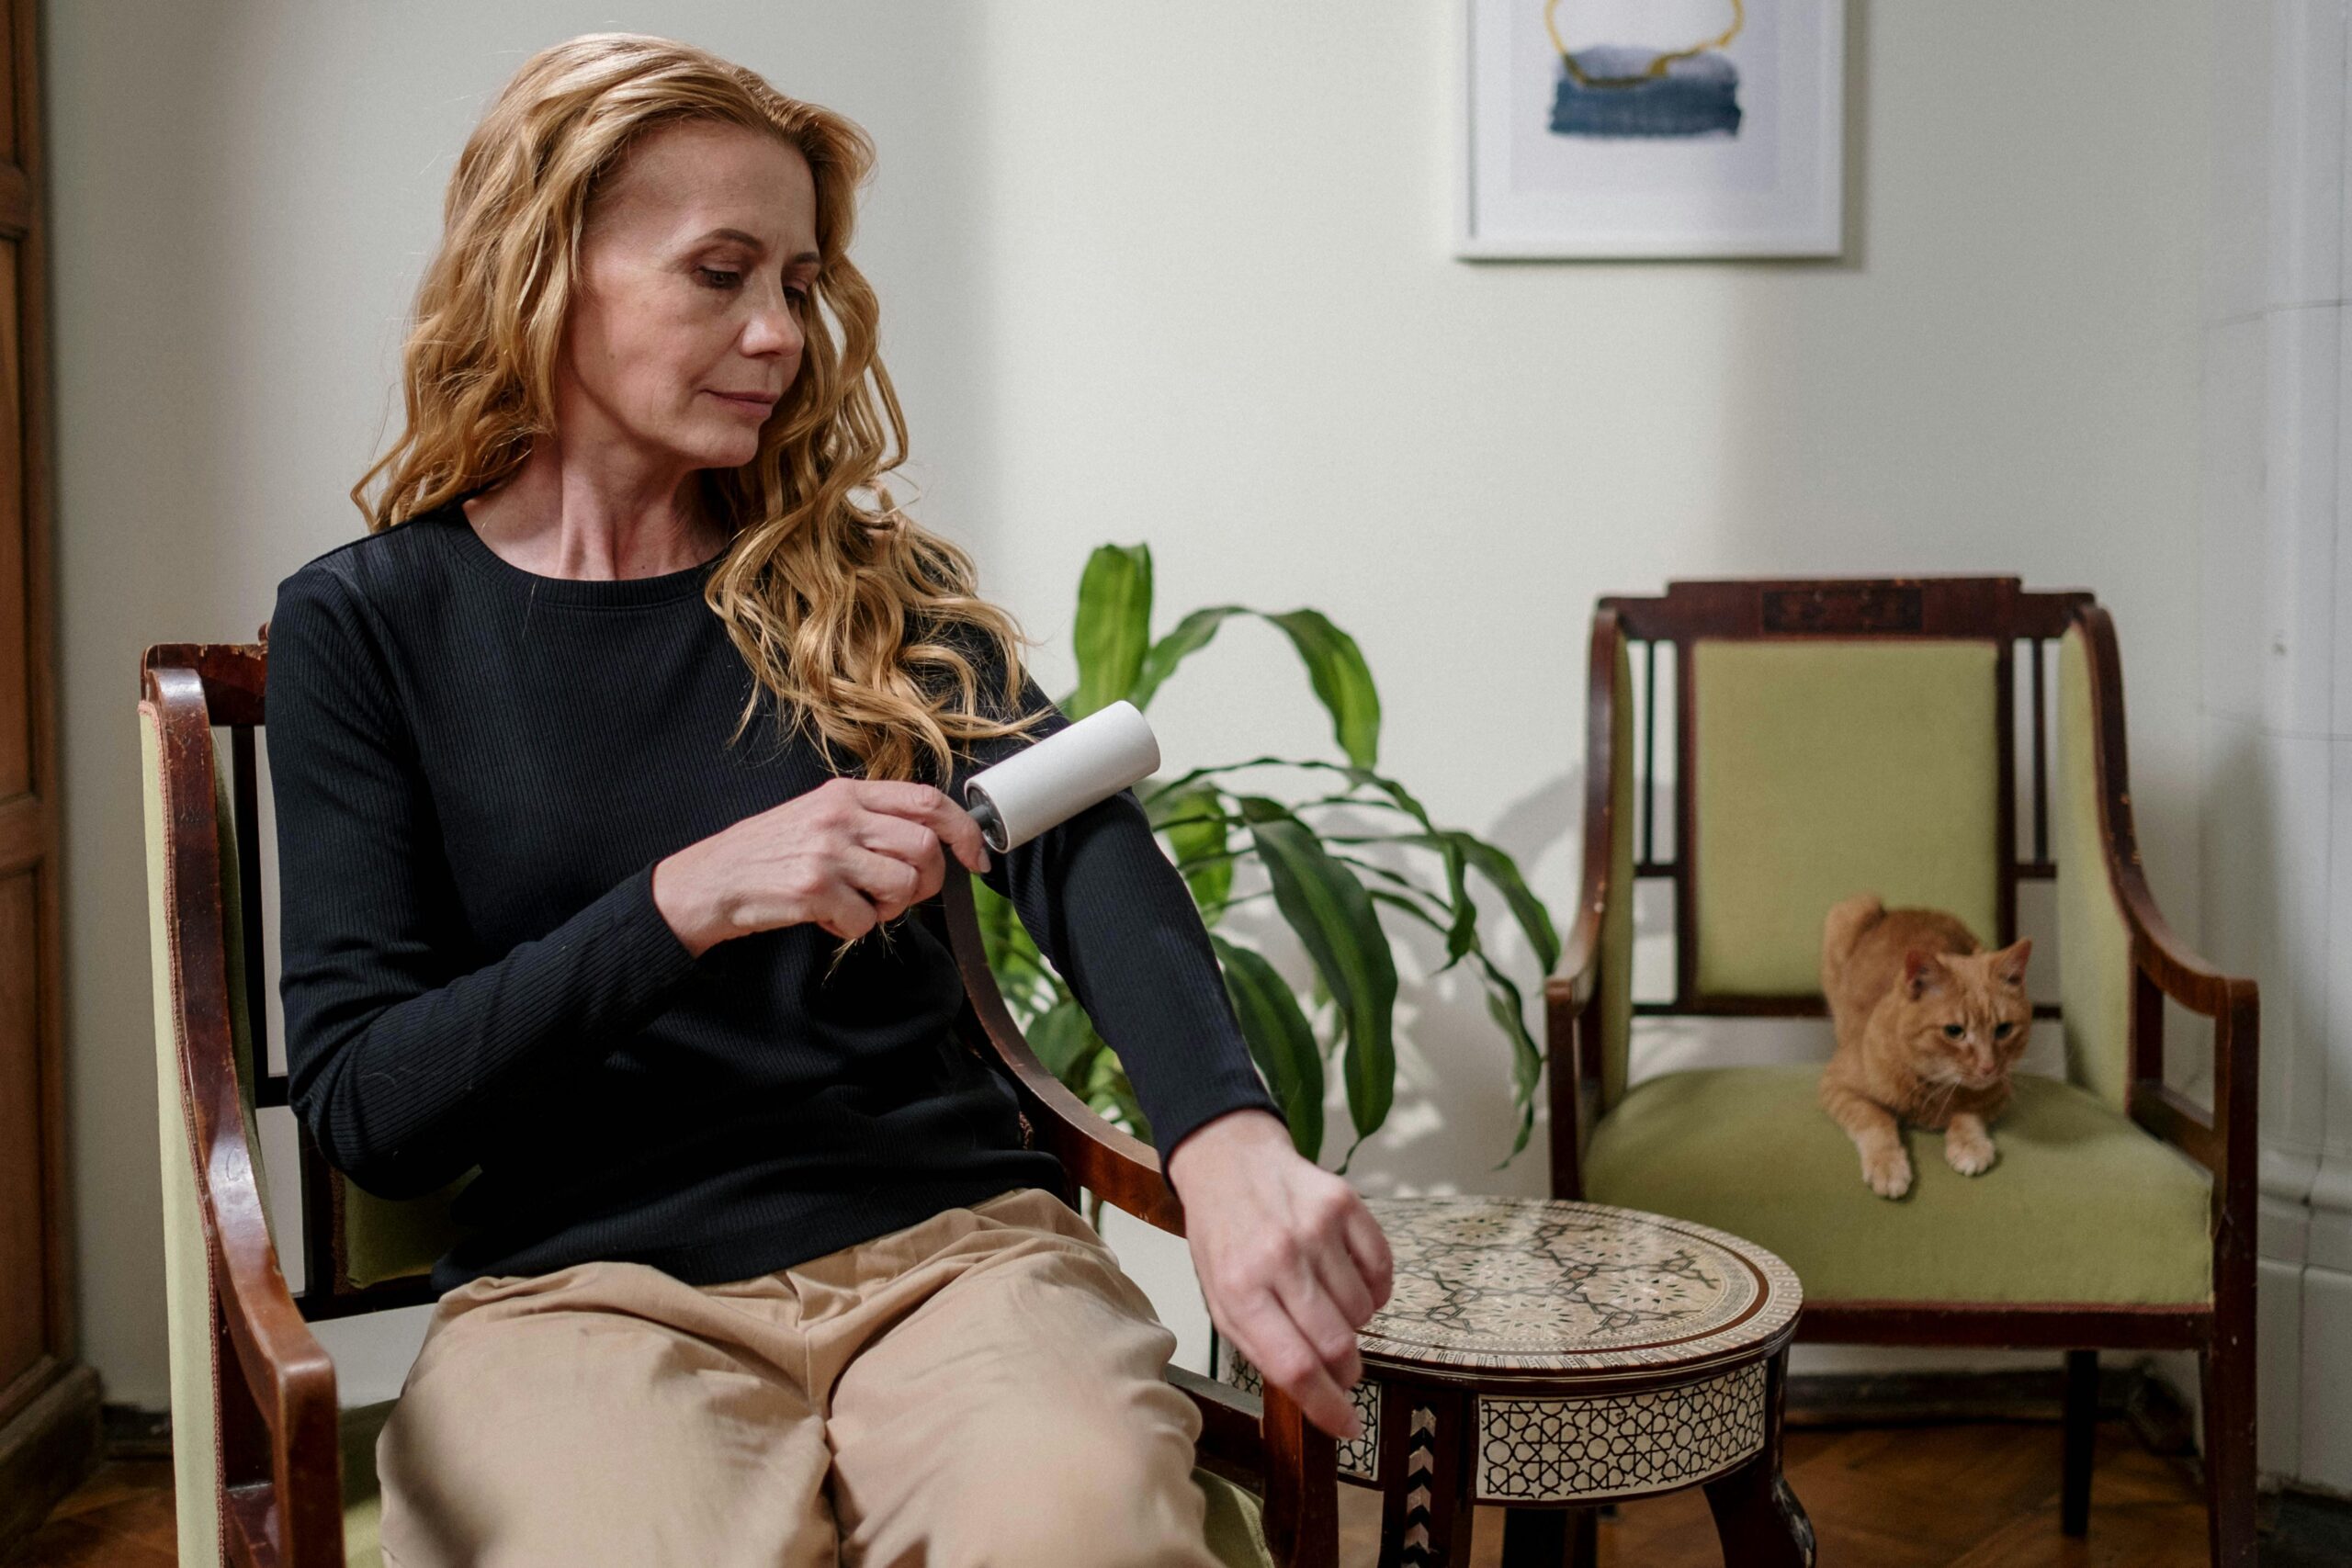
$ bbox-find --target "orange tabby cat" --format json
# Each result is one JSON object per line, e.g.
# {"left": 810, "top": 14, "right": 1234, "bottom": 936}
{"left": 1818, "top": 893, "right": 2033, "bottom": 1200}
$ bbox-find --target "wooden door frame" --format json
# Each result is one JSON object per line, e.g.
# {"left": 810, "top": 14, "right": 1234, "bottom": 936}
{"left": 0, "top": 0, "right": 98, "bottom": 1555}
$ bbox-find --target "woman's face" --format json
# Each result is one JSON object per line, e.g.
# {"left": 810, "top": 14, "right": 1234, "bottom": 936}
{"left": 560, "top": 118, "right": 819, "bottom": 482}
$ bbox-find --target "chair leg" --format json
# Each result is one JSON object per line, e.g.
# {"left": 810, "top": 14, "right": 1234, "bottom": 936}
{"left": 2061, "top": 1349, "right": 2097, "bottom": 1538}
{"left": 2200, "top": 1342, "right": 2256, "bottom": 1568}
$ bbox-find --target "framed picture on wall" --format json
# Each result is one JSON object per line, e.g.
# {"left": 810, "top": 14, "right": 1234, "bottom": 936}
{"left": 1457, "top": 0, "right": 1847, "bottom": 259}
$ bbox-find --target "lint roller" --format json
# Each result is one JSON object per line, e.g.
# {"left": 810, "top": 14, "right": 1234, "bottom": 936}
{"left": 963, "top": 699, "right": 1160, "bottom": 854}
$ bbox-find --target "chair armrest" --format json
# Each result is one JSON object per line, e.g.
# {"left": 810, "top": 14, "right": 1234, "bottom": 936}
{"left": 1166, "top": 1363, "right": 1267, "bottom": 1477}
{"left": 1544, "top": 608, "right": 1629, "bottom": 1197}
{"left": 193, "top": 1081, "right": 345, "bottom": 1567}
{"left": 935, "top": 876, "right": 1340, "bottom": 1564}
{"left": 1554, "top": 611, "right": 1628, "bottom": 1012}
{"left": 934, "top": 870, "right": 1191, "bottom": 1235}
{"left": 2066, "top": 607, "right": 2259, "bottom": 1193}
{"left": 1164, "top": 1366, "right": 1340, "bottom": 1568}
{"left": 148, "top": 663, "right": 345, "bottom": 1566}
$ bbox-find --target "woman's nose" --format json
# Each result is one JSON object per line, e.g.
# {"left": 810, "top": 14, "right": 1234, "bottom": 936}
{"left": 744, "top": 293, "right": 803, "bottom": 355}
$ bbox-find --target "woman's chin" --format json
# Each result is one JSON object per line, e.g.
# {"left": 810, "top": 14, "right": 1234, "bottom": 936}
{"left": 684, "top": 427, "right": 764, "bottom": 467}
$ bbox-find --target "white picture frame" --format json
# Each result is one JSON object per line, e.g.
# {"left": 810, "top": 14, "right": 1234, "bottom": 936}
{"left": 1456, "top": 0, "right": 1848, "bottom": 260}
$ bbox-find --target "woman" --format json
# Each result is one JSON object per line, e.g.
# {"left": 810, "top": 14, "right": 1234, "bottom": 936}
{"left": 264, "top": 30, "right": 1392, "bottom": 1568}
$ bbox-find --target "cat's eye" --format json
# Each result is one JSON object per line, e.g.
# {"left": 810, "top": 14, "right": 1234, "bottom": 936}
{"left": 1942, "top": 1023, "right": 1964, "bottom": 1039}
{"left": 1994, "top": 1022, "right": 2014, "bottom": 1039}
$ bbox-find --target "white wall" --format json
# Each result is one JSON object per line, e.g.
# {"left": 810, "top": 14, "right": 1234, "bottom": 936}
{"left": 2195, "top": 0, "right": 2352, "bottom": 1495}
{"left": 51, "top": 1, "right": 2215, "bottom": 1413}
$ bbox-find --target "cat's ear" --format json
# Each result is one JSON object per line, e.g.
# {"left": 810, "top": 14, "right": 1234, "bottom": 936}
{"left": 1902, "top": 948, "right": 1943, "bottom": 998}
{"left": 1992, "top": 938, "right": 2032, "bottom": 988}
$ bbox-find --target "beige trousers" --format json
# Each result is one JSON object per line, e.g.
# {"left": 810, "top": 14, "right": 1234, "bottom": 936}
{"left": 374, "top": 1186, "right": 1223, "bottom": 1568}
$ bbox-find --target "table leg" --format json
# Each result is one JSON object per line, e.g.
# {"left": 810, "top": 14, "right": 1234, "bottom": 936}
{"left": 1498, "top": 1505, "right": 1597, "bottom": 1567}
{"left": 1702, "top": 1350, "right": 1814, "bottom": 1567}
{"left": 1377, "top": 1385, "right": 1476, "bottom": 1568}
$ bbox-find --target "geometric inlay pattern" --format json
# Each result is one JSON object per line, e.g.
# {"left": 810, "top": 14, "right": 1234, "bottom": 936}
{"left": 1399, "top": 1404, "right": 1438, "bottom": 1566}
{"left": 1353, "top": 1195, "right": 1801, "bottom": 1373}
{"left": 1217, "top": 1347, "right": 1380, "bottom": 1482}
{"left": 1475, "top": 1361, "right": 1768, "bottom": 1502}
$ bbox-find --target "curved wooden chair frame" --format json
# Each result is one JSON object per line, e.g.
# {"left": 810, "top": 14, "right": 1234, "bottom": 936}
{"left": 141, "top": 638, "right": 1338, "bottom": 1568}
{"left": 1544, "top": 577, "right": 2257, "bottom": 1568}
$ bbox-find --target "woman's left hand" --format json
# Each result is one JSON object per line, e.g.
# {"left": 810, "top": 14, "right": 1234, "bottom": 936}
{"left": 1161, "top": 1108, "right": 1393, "bottom": 1441}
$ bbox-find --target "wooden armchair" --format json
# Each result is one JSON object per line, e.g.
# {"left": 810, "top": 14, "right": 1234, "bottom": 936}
{"left": 1541, "top": 577, "right": 2256, "bottom": 1567}
{"left": 139, "top": 637, "right": 1338, "bottom": 1568}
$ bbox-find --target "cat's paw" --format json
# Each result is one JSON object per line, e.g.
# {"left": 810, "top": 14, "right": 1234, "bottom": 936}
{"left": 1945, "top": 1127, "right": 1997, "bottom": 1176}
{"left": 1862, "top": 1146, "right": 1913, "bottom": 1200}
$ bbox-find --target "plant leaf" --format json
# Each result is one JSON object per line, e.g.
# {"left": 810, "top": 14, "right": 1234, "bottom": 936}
{"left": 1467, "top": 953, "right": 1542, "bottom": 1167}
{"left": 1029, "top": 996, "right": 1108, "bottom": 1084}
{"left": 1133, "top": 605, "right": 1245, "bottom": 710}
{"left": 973, "top": 875, "right": 1057, "bottom": 1019}
{"left": 1150, "top": 780, "right": 1234, "bottom": 925}
{"left": 1210, "top": 934, "right": 1326, "bottom": 1161}
{"left": 1091, "top": 1058, "right": 1149, "bottom": 1144}
{"left": 1362, "top": 890, "right": 1543, "bottom": 1169}
{"left": 1445, "top": 831, "right": 1562, "bottom": 975}
{"left": 1071, "top": 544, "right": 1154, "bottom": 718}
{"left": 1234, "top": 795, "right": 1396, "bottom": 1141}
{"left": 1349, "top": 829, "right": 1560, "bottom": 976}
{"left": 1129, "top": 606, "right": 1381, "bottom": 768}
{"left": 1264, "top": 610, "right": 1381, "bottom": 768}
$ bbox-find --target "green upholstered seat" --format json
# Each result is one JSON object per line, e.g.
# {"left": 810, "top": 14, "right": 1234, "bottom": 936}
{"left": 338, "top": 1403, "right": 392, "bottom": 1568}
{"left": 1583, "top": 1066, "right": 2212, "bottom": 1305}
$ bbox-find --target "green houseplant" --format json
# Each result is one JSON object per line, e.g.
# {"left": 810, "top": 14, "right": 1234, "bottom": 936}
{"left": 971, "top": 544, "right": 1560, "bottom": 1174}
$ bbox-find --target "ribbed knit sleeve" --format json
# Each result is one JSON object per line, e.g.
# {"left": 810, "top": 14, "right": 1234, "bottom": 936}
{"left": 952, "top": 643, "right": 1283, "bottom": 1169}
{"left": 266, "top": 566, "right": 702, "bottom": 1199}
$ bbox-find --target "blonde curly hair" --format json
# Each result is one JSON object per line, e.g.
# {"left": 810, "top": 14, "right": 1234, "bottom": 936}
{"left": 351, "top": 31, "right": 1050, "bottom": 784}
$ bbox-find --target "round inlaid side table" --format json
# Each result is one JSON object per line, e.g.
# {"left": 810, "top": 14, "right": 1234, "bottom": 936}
{"left": 1218, "top": 1195, "right": 1812, "bottom": 1568}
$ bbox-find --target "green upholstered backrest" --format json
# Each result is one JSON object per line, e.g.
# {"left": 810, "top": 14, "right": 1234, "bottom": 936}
{"left": 1597, "top": 635, "right": 1637, "bottom": 1110}
{"left": 2052, "top": 624, "right": 2134, "bottom": 1109}
{"left": 1689, "top": 638, "right": 2003, "bottom": 997}
{"left": 342, "top": 1167, "right": 472, "bottom": 1288}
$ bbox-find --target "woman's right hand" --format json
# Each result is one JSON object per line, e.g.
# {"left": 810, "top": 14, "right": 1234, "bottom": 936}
{"left": 650, "top": 778, "right": 993, "bottom": 956}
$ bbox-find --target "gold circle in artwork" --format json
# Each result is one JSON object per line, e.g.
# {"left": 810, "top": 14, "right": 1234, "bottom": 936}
{"left": 1543, "top": 0, "right": 1747, "bottom": 90}
{"left": 1351, "top": 1195, "right": 1801, "bottom": 1374}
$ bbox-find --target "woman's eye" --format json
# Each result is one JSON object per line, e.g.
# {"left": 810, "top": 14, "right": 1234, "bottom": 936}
{"left": 699, "top": 267, "right": 809, "bottom": 308}
{"left": 1942, "top": 1023, "right": 1964, "bottom": 1039}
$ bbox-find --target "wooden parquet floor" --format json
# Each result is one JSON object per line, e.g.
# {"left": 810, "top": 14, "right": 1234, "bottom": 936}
{"left": 6, "top": 1457, "right": 175, "bottom": 1566}
{"left": 6, "top": 1420, "right": 2210, "bottom": 1565}
{"left": 1333, "top": 1420, "right": 2212, "bottom": 1566}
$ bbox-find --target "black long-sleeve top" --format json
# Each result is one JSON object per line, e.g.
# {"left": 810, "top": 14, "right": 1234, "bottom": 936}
{"left": 264, "top": 494, "right": 1280, "bottom": 1295}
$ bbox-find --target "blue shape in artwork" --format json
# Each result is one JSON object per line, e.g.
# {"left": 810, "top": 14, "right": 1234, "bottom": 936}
{"left": 1550, "top": 46, "right": 1742, "bottom": 139}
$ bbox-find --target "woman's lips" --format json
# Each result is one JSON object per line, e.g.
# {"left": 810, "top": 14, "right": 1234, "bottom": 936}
{"left": 708, "top": 390, "right": 775, "bottom": 412}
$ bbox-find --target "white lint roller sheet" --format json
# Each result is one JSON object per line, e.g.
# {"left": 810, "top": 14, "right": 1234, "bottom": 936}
{"left": 963, "top": 699, "right": 1160, "bottom": 853}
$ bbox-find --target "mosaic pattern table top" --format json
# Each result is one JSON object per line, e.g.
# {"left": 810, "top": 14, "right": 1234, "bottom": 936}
{"left": 1351, "top": 1195, "right": 1801, "bottom": 1375}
